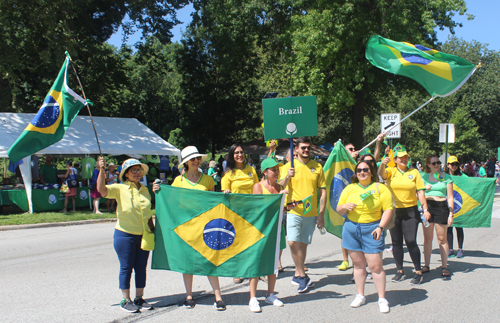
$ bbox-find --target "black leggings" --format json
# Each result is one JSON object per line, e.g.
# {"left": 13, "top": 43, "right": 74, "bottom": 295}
{"left": 447, "top": 227, "right": 464, "bottom": 249}
{"left": 390, "top": 206, "right": 421, "bottom": 272}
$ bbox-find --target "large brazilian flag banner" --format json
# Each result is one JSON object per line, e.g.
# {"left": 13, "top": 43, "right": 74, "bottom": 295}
{"left": 8, "top": 56, "right": 87, "bottom": 162}
{"left": 451, "top": 175, "right": 495, "bottom": 228}
{"left": 323, "top": 142, "right": 357, "bottom": 238}
{"left": 152, "top": 185, "right": 285, "bottom": 277}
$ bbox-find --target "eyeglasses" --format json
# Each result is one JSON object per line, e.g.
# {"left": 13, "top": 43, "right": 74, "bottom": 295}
{"left": 356, "top": 168, "right": 370, "bottom": 173}
{"left": 450, "top": 162, "right": 459, "bottom": 167}
{"left": 430, "top": 161, "right": 442, "bottom": 166}
{"left": 234, "top": 151, "right": 245, "bottom": 155}
{"left": 299, "top": 146, "right": 310, "bottom": 151}
{"left": 347, "top": 147, "right": 355, "bottom": 152}
{"left": 129, "top": 167, "right": 142, "bottom": 174}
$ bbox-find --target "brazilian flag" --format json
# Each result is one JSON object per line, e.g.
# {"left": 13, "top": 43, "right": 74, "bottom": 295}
{"left": 323, "top": 142, "right": 357, "bottom": 238}
{"left": 451, "top": 175, "right": 495, "bottom": 228}
{"left": 366, "top": 35, "right": 476, "bottom": 97}
{"left": 152, "top": 185, "right": 285, "bottom": 277}
{"left": 7, "top": 56, "right": 87, "bottom": 162}
{"left": 302, "top": 195, "right": 313, "bottom": 215}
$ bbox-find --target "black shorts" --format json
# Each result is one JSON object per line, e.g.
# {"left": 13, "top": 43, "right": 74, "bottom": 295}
{"left": 427, "top": 200, "right": 449, "bottom": 225}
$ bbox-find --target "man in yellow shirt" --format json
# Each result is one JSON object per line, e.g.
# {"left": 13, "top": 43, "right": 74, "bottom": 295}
{"left": 280, "top": 137, "right": 326, "bottom": 293}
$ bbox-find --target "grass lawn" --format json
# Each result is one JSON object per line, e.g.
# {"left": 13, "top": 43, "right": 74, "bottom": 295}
{"left": 0, "top": 208, "right": 156, "bottom": 227}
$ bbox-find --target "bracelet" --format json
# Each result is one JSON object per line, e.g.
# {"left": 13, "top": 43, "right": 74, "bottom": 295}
{"left": 423, "top": 209, "right": 428, "bottom": 212}
{"left": 377, "top": 225, "right": 384, "bottom": 230}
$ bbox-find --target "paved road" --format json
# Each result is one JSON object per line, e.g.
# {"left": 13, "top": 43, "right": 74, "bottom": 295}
{"left": 2, "top": 204, "right": 500, "bottom": 322}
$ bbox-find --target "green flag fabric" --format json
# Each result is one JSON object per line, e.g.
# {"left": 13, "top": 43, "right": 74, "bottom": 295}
{"left": 366, "top": 35, "right": 476, "bottom": 97}
{"left": 451, "top": 175, "right": 495, "bottom": 228}
{"left": 7, "top": 57, "right": 87, "bottom": 162}
{"left": 323, "top": 142, "right": 357, "bottom": 238}
{"left": 152, "top": 185, "right": 285, "bottom": 277}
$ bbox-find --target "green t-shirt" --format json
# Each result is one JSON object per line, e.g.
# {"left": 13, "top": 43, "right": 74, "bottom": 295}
{"left": 147, "top": 167, "right": 158, "bottom": 181}
{"left": 81, "top": 157, "right": 96, "bottom": 179}
{"left": 40, "top": 163, "right": 58, "bottom": 184}
{"left": 478, "top": 167, "right": 486, "bottom": 177}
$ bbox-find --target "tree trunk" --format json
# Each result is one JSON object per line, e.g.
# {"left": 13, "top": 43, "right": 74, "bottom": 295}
{"left": 350, "top": 91, "right": 365, "bottom": 149}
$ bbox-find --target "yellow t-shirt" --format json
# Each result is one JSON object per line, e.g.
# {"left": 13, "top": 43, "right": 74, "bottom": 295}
{"left": 221, "top": 164, "right": 259, "bottom": 194}
{"left": 106, "top": 181, "right": 152, "bottom": 235}
{"left": 172, "top": 173, "right": 215, "bottom": 191}
{"left": 338, "top": 182, "right": 393, "bottom": 223}
{"left": 280, "top": 159, "right": 326, "bottom": 217}
{"left": 385, "top": 167, "right": 425, "bottom": 208}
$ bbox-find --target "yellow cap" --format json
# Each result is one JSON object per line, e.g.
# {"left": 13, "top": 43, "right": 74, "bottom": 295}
{"left": 447, "top": 156, "right": 459, "bottom": 164}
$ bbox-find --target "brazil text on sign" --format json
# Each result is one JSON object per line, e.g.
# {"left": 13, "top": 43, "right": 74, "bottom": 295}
{"left": 263, "top": 96, "right": 318, "bottom": 141}
{"left": 380, "top": 113, "right": 401, "bottom": 139}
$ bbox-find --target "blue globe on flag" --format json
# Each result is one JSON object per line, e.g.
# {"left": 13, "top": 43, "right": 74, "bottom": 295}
{"left": 31, "top": 95, "right": 61, "bottom": 128}
{"left": 203, "top": 218, "right": 236, "bottom": 250}
{"left": 330, "top": 168, "right": 355, "bottom": 218}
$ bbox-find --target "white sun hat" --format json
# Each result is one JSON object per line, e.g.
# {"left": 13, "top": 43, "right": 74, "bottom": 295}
{"left": 179, "top": 146, "right": 207, "bottom": 167}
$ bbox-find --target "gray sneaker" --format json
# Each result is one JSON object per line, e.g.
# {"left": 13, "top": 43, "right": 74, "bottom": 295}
{"left": 456, "top": 249, "right": 464, "bottom": 258}
{"left": 120, "top": 299, "right": 140, "bottom": 313}
{"left": 134, "top": 297, "right": 153, "bottom": 310}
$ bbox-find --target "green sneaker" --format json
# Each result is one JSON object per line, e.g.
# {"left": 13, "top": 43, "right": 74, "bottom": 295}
{"left": 339, "top": 260, "right": 349, "bottom": 271}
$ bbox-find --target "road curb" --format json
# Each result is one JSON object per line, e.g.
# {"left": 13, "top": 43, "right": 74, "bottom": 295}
{"left": 0, "top": 218, "right": 117, "bottom": 231}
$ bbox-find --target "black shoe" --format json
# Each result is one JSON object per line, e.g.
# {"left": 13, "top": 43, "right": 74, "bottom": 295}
{"left": 183, "top": 299, "right": 195, "bottom": 309}
{"left": 134, "top": 297, "right": 153, "bottom": 310}
{"left": 410, "top": 273, "right": 423, "bottom": 286}
{"left": 120, "top": 299, "right": 140, "bottom": 313}
{"left": 214, "top": 300, "right": 227, "bottom": 311}
{"left": 391, "top": 271, "right": 406, "bottom": 282}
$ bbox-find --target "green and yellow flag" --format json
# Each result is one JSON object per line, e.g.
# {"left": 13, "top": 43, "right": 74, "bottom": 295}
{"left": 7, "top": 55, "right": 87, "bottom": 162}
{"left": 366, "top": 35, "right": 476, "bottom": 97}
{"left": 451, "top": 176, "right": 495, "bottom": 228}
{"left": 302, "top": 195, "right": 313, "bottom": 215}
{"left": 152, "top": 185, "right": 285, "bottom": 277}
{"left": 323, "top": 142, "right": 357, "bottom": 238}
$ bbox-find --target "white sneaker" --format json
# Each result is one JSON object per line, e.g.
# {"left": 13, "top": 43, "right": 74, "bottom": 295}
{"left": 378, "top": 298, "right": 390, "bottom": 313}
{"left": 350, "top": 294, "right": 366, "bottom": 308}
{"left": 265, "top": 293, "right": 284, "bottom": 307}
{"left": 249, "top": 297, "right": 261, "bottom": 313}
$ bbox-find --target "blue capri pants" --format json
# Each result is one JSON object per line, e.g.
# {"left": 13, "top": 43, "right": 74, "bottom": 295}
{"left": 113, "top": 229, "right": 150, "bottom": 290}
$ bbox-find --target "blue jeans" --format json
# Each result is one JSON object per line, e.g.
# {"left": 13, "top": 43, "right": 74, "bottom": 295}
{"left": 113, "top": 229, "right": 150, "bottom": 290}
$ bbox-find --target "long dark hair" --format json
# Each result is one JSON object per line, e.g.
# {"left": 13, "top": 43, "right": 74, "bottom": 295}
{"left": 445, "top": 162, "right": 463, "bottom": 176}
{"left": 225, "top": 143, "right": 246, "bottom": 174}
{"left": 351, "top": 161, "right": 379, "bottom": 183}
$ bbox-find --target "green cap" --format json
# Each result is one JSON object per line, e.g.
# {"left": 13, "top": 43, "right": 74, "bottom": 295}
{"left": 260, "top": 158, "right": 283, "bottom": 171}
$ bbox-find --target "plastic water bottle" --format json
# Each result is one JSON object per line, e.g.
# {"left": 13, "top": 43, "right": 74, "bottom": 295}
{"left": 319, "top": 227, "right": 326, "bottom": 235}
{"left": 420, "top": 208, "right": 430, "bottom": 227}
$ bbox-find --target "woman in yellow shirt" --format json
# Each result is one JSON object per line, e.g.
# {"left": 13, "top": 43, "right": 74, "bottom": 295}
{"left": 221, "top": 144, "right": 259, "bottom": 284}
{"left": 97, "top": 157, "right": 154, "bottom": 313}
{"left": 378, "top": 149, "right": 429, "bottom": 286}
{"left": 337, "top": 161, "right": 392, "bottom": 313}
{"left": 170, "top": 146, "right": 226, "bottom": 311}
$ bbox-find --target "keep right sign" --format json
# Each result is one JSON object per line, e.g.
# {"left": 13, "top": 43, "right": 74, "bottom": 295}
{"left": 381, "top": 113, "right": 401, "bottom": 138}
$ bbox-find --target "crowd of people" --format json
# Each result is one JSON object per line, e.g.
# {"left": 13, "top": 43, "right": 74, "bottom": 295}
{"left": 50, "top": 136, "right": 492, "bottom": 315}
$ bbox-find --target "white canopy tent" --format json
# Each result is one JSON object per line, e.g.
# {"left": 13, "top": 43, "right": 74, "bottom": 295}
{"left": 0, "top": 113, "right": 181, "bottom": 213}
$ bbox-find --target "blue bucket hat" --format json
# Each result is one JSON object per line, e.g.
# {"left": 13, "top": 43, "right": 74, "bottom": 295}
{"left": 119, "top": 159, "right": 149, "bottom": 182}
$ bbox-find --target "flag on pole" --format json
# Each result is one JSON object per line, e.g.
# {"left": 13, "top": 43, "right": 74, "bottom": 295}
{"left": 302, "top": 195, "right": 313, "bottom": 215}
{"left": 323, "top": 142, "right": 357, "bottom": 238}
{"left": 451, "top": 176, "right": 495, "bottom": 228}
{"left": 357, "top": 191, "right": 374, "bottom": 205}
{"left": 7, "top": 56, "right": 87, "bottom": 162}
{"left": 366, "top": 35, "right": 476, "bottom": 97}
{"left": 152, "top": 185, "right": 285, "bottom": 277}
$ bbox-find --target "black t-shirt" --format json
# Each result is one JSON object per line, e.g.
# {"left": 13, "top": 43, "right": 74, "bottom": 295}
{"left": 487, "top": 161, "right": 496, "bottom": 175}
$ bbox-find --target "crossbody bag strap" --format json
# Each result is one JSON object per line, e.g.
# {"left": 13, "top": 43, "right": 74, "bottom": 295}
{"left": 130, "top": 186, "right": 150, "bottom": 234}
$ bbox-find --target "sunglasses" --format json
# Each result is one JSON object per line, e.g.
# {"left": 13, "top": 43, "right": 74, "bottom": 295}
{"left": 189, "top": 156, "right": 202, "bottom": 161}
{"left": 234, "top": 151, "right": 245, "bottom": 155}
{"left": 347, "top": 147, "right": 355, "bottom": 152}
{"left": 450, "top": 162, "right": 459, "bottom": 167}
{"left": 299, "top": 146, "right": 310, "bottom": 151}
{"left": 356, "top": 168, "right": 370, "bottom": 173}
{"left": 430, "top": 161, "right": 442, "bottom": 166}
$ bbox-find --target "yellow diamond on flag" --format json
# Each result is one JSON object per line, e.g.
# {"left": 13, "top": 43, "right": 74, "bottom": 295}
{"left": 174, "top": 203, "right": 265, "bottom": 266}
{"left": 452, "top": 184, "right": 480, "bottom": 218}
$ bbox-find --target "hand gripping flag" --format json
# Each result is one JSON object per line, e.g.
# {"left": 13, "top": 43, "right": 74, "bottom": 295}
{"left": 8, "top": 56, "right": 87, "bottom": 162}
{"left": 323, "top": 142, "right": 357, "bottom": 238}
{"left": 152, "top": 185, "right": 285, "bottom": 277}
{"left": 451, "top": 175, "right": 495, "bottom": 228}
{"left": 366, "top": 35, "right": 476, "bottom": 97}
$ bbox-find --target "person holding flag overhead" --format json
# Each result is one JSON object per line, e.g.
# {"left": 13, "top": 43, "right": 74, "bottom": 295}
{"left": 170, "top": 146, "right": 226, "bottom": 311}
{"left": 337, "top": 160, "right": 393, "bottom": 313}
{"left": 378, "top": 146, "right": 429, "bottom": 285}
{"left": 280, "top": 137, "right": 326, "bottom": 293}
{"left": 248, "top": 158, "right": 291, "bottom": 312}
{"left": 421, "top": 155, "right": 454, "bottom": 277}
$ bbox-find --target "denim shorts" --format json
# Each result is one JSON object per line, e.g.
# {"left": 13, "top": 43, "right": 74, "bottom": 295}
{"left": 342, "top": 218, "right": 385, "bottom": 254}
{"left": 287, "top": 213, "right": 317, "bottom": 244}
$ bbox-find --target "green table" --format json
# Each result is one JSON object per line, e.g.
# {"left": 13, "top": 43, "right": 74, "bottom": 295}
{"left": 3, "top": 185, "right": 155, "bottom": 212}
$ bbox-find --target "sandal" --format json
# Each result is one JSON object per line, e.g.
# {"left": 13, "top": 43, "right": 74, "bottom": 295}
{"left": 421, "top": 266, "right": 430, "bottom": 273}
{"left": 278, "top": 265, "right": 284, "bottom": 272}
{"left": 441, "top": 268, "right": 450, "bottom": 277}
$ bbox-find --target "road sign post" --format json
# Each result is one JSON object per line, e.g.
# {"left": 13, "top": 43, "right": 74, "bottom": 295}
{"left": 381, "top": 113, "right": 401, "bottom": 138}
